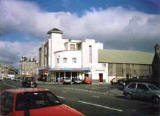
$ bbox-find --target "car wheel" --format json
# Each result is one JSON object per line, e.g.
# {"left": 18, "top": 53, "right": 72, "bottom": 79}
{"left": 125, "top": 93, "right": 132, "bottom": 99}
{"left": 152, "top": 96, "right": 160, "bottom": 108}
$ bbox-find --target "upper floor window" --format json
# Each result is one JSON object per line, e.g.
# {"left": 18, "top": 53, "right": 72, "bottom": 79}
{"left": 57, "top": 58, "right": 59, "bottom": 64}
{"left": 72, "top": 58, "right": 77, "bottom": 63}
{"left": 63, "top": 58, "right": 67, "bottom": 63}
{"left": 102, "top": 63, "right": 106, "bottom": 68}
{"left": 70, "top": 44, "right": 75, "bottom": 50}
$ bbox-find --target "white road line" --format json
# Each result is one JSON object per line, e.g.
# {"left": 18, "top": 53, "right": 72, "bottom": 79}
{"left": 78, "top": 100, "right": 123, "bottom": 112}
{"left": 92, "top": 96, "right": 100, "bottom": 98}
{"left": 57, "top": 96, "right": 65, "bottom": 99}
{"left": 64, "top": 87, "right": 106, "bottom": 95}
{"left": 3, "top": 81, "right": 16, "bottom": 88}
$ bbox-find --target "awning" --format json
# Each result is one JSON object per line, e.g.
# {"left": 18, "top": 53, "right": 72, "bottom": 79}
{"left": 49, "top": 67, "right": 90, "bottom": 72}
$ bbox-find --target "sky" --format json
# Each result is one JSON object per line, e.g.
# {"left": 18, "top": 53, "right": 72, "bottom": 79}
{"left": 0, "top": 0, "right": 160, "bottom": 69}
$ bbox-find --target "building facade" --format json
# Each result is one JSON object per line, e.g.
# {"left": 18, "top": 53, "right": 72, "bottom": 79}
{"left": 39, "top": 28, "right": 105, "bottom": 82}
{"left": 20, "top": 56, "right": 39, "bottom": 76}
{"left": 99, "top": 49, "right": 153, "bottom": 82}
{"left": 0, "top": 64, "right": 17, "bottom": 79}
{"left": 39, "top": 28, "right": 153, "bottom": 83}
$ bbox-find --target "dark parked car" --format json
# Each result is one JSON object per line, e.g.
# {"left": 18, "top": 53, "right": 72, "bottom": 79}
{"left": 123, "top": 82, "right": 160, "bottom": 107}
{"left": 22, "top": 77, "right": 37, "bottom": 88}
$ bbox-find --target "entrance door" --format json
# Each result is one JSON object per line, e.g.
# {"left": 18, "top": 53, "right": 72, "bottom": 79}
{"left": 99, "top": 73, "right": 103, "bottom": 82}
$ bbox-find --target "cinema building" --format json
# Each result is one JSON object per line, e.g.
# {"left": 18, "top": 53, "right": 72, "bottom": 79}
{"left": 39, "top": 28, "right": 153, "bottom": 83}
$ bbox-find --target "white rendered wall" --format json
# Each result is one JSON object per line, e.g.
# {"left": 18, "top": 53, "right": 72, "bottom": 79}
{"left": 48, "top": 38, "right": 52, "bottom": 68}
{"left": 48, "top": 33, "right": 65, "bottom": 68}
{"left": 81, "top": 39, "right": 104, "bottom": 81}
{"left": 55, "top": 51, "right": 81, "bottom": 68}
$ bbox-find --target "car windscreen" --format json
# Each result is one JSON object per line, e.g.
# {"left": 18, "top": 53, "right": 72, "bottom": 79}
{"left": 15, "top": 91, "right": 62, "bottom": 110}
{"left": 148, "top": 84, "right": 160, "bottom": 90}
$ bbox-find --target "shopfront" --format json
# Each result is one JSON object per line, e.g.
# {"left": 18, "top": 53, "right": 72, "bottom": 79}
{"left": 50, "top": 68, "right": 90, "bottom": 82}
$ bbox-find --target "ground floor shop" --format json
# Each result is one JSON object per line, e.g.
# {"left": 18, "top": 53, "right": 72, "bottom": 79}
{"left": 38, "top": 68, "right": 107, "bottom": 83}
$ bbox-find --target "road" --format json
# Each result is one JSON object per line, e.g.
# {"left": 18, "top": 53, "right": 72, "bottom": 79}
{"left": 0, "top": 80, "right": 160, "bottom": 116}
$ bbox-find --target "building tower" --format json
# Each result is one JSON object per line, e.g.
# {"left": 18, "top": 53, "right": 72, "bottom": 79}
{"left": 47, "top": 28, "right": 63, "bottom": 68}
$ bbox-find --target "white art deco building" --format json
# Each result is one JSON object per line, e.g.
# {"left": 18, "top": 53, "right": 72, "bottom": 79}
{"left": 39, "top": 28, "right": 107, "bottom": 82}
{"left": 39, "top": 28, "right": 153, "bottom": 83}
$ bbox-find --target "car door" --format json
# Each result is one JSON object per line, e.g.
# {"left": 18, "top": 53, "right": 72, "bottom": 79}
{"left": 135, "top": 83, "right": 149, "bottom": 99}
{"left": 0, "top": 92, "right": 14, "bottom": 116}
{"left": 126, "top": 83, "right": 137, "bottom": 98}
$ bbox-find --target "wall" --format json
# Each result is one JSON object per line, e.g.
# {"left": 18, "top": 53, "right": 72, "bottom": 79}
{"left": 54, "top": 51, "right": 82, "bottom": 68}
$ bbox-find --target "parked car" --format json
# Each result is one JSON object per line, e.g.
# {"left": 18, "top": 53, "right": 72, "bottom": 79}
{"left": 73, "top": 78, "right": 82, "bottom": 84}
{"left": 123, "top": 82, "right": 160, "bottom": 107}
{"left": 83, "top": 77, "right": 92, "bottom": 84}
{"left": 63, "top": 77, "right": 72, "bottom": 84}
{"left": 110, "top": 77, "right": 126, "bottom": 85}
{"left": 0, "top": 88, "right": 85, "bottom": 116}
{"left": 0, "top": 76, "right": 3, "bottom": 81}
{"left": 22, "top": 76, "right": 37, "bottom": 88}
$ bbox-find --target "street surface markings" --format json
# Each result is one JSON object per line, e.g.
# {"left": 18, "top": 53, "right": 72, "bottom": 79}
{"left": 3, "top": 81, "right": 17, "bottom": 88}
{"left": 92, "top": 96, "right": 100, "bottom": 98}
{"left": 64, "top": 87, "right": 106, "bottom": 95}
{"left": 57, "top": 96, "right": 65, "bottom": 99}
{"left": 78, "top": 100, "right": 123, "bottom": 112}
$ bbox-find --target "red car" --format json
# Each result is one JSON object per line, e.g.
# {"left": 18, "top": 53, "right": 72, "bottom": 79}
{"left": 0, "top": 88, "right": 85, "bottom": 116}
{"left": 83, "top": 77, "right": 92, "bottom": 84}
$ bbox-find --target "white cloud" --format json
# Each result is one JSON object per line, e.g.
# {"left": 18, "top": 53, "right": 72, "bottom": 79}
{"left": 0, "top": 0, "right": 160, "bottom": 67}
{"left": 0, "top": 41, "right": 41, "bottom": 68}
{"left": 1, "top": 0, "right": 160, "bottom": 40}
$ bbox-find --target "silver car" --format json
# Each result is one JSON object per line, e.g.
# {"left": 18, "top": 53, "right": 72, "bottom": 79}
{"left": 63, "top": 77, "right": 72, "bottom": 84}
{"left": 123, "top": 82, "right": 160, "bottom": 107}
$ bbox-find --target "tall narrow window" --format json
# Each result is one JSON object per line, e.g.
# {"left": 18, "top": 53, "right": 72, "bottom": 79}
{"left": 89, "top": 45, "right": 92, "bottom": 63}
{"left": 57, "top": 58, "right": 59, "bottom": 64}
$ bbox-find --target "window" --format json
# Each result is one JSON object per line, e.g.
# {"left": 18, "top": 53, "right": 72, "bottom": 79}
{"left": 108, "top": 64, "right": 114, "bottom": 76}
{"left": 137, "top": 84, "right": 148, "bottom": 91}
{"left": 63, "top": 58, "right": 67, "bottom": 63}
{"left": 16, "top": 91, "right": 61, "bottom": 110}
{"left": 89, "top": 45, "right": 92, "bottom": 63}
{"left": 102, "top": 63, "right": 106, "bottom": 68}
{"left": 128, "top": 83, "right": 136, "bottom": 89}
{"left": 148, "top": 84, "right": 159, "bottom": 90}
{"left": 70, "top": 44, "right": 75, "bottom": 50}
{"left": 116, "top": 64, "right": 123, "bottom": 76}
{"left": 57, "top": 58, "right": 59, "bottom": 63}
{"left": 72, "top": 58, "right": 77, "bottom": 63}
{"left": 1, "top": 92, "right": 14, "bottom": 113}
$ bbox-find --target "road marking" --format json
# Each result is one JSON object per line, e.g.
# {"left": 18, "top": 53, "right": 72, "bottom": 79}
{"left": 2, "top": 81, "right": 16, "bottom": 88}
{"left": 57, "top": 96, "right": 65, "bottom": 99}
{"left": 78, "top": 100, "right": 123, "bottom": 112}
{"left": 64, "top": 87, "right": 106, "bottom": 95}
{"left": 92, "top": 96, "right": 100, "bottom": 98}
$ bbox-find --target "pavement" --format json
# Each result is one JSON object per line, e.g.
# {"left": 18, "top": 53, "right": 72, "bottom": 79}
{"left": 37, "top": 81, "right": 109, "bottom": 85}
